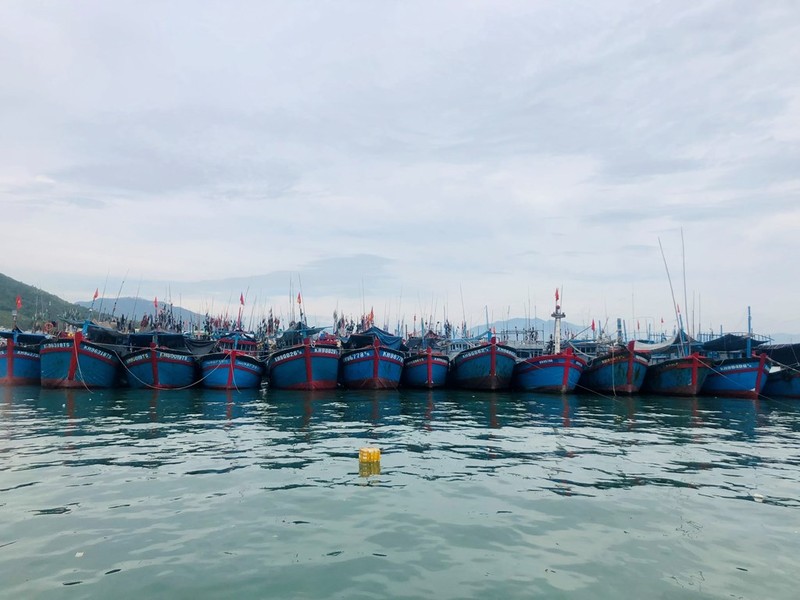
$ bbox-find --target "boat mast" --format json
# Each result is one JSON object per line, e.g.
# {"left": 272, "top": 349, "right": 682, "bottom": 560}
{"left": 681, "top": 227, "right": 691, "bottom": 338}
{"left": 746, "top": 305, "right": 752, "bottom": 356}
{"left": 551, "top": 287, "right": 564, "bottom": 354}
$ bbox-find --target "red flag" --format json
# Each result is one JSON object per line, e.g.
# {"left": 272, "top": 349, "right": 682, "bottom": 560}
{"left": 591, "top": 319, "right": 595, "bottom": 332}
{"left": 154, "top": 296, "right": 158, "bottom": 310}
{"left": 297, "top": 292, "right": 302, "bottom": 304}
{"left": 240, "top": 293, "right": 245, "bottom": 306}
{"left": 555, "top": 288, "right": 559, "bottom": 302}
{"left": 93, "top": 288, "right": 99, "bottom": 300}
{"left": 15, "top": 295, "right": 22, "bottom": 310}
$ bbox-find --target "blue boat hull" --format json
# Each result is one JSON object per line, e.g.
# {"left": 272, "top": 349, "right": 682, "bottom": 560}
{"left": 0, "top": 342, "right": 41, "bottom": 385}
{"left": 340, "top": 346, "right": 404, "bottom": 389}
{"left": 402, "top": 351, "right": 449, "bottom": 388}
{"left": 643, "top": 353, "right": 712, "bottom": 396}
{"left": 449, "top": 341, "right": 516, "bottom": 390}
{"left": 40, "top": 335, "right": 121, "bottom": 389}
{"left": 268, "top": 342, "right": 340, "bottom": 390}
{"left": 762, "top": 367, "right": 800, "bottom": 398}
{"left": 198, "top": 351, "right": 265, "bottom": 390}
{"left": 513, "top": 351, "right": 586, "bottom": 393}
{"left": 124, "top": 348, "right": 198, "bottom": 389}
{"left": 579, "top": 349, "right": 649, "bottom": 394}
{"left": 702, "top": 354, "right": 769, "bottom": 399}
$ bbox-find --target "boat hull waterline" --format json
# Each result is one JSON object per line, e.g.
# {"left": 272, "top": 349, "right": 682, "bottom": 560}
{"left": 198, "top": 351, "right": 265, "bottom": 390}
{"left": 268, "top": 342, "right": 340, "bottom": 390}
{"left": 124, "top": 347, "right": 198, "bottom": 389}
{"left": 449, "top": 340, "right": 517, "bottom": 391}
{"left": 513, "top": 351, "right": 586, "bottom": 393}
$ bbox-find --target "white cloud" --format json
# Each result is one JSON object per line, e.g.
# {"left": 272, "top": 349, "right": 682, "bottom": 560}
{"left": 0, "top": 0, "right": 798, "bottom": 333}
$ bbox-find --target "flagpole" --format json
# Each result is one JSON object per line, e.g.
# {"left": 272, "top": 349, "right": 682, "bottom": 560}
{"left": 13, "top": 295, "right": 21, "bottom": 329}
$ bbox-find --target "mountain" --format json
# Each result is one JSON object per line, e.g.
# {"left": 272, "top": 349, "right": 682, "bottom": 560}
{"left": 469, "top": 317, "right": 590, "bottom": 339}
{"left": 766, "top": 333, "right": 800, "bottom": 344}
{"left": 0, "top": 272, "right": 90, "bottom": 330}
{"left": 0, "top": 273, "right": 205, "bottom": 332}
{"left": 74, "top": 296, "right": 205, "bottom": 325}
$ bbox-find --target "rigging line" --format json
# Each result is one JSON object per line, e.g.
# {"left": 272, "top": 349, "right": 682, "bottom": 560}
{"left": 658, "top": 237, "right": 686, "bottom": 357}
{"left": 681, "top": 227, "right": 690, "bottom": 338}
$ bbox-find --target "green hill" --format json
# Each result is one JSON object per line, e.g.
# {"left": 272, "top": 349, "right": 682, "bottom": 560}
{"left": 0, "top": 272, "right": 91, "bottom": 331}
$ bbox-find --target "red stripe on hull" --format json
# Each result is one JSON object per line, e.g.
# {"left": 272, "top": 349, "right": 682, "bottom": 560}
{"left": 343, "top": 377, "right": 399, "bottom": 390}
{"left": 0, "top": 377, "right": 39, "bottom": 386}
{"left": 280, "top": 380, "right": 339, "bottom": 391}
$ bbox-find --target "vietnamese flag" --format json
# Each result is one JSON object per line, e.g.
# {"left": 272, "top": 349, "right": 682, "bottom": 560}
{"left": 15, "top": 295, "right": 22, "bottom": 310}
{"left": 93, "top": 288, "right": 99, "bottom": 300}
{"left": 555, "top": 288, "right": 559, "bottom": 302}
{"left": 154, "top": 296, "right": 158, "bottom": 310}
{"left": 297, "top": 292, "right": 302, "bottom": 304}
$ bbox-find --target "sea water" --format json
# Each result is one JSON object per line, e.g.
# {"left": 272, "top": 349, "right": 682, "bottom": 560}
{"left": 1, "top": 386, "right": 798, "bottom": 599}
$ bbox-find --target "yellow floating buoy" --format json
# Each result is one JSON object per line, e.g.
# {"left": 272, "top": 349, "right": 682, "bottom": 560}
{"left": 359, "top": 447, "right": 381, "bottom": 463}
{"left": 358, "top": 447, "right": 381, "bottom": 478}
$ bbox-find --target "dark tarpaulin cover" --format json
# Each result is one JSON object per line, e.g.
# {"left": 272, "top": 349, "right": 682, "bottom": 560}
{"left": 702, "top": 334, "right": 767, "bottom": 353}
{"left": 128, "top": 331, "right": 191, "bottom": 350}
{"left": 183, "top": 338, "right": 218, "bottom": 356}
{"left": 405, "top": 331, "right": 446, "bottom": 351}
{"left": 62, "top": 319, "right": 127, "bottom": 344}
{"left": 85, "top": 322, "right": 128, "bottom": 345}
{"left": 343, "top": 326, "right": 405, "bottom": 351}
{"left": 757, "top": 343, "right": 800, "bottom": 366}
{"left": 0, "top": 329, "right": 49, "bottom": 346}
{"left": 276, "top": 322, "right": 328, "bottom": 347}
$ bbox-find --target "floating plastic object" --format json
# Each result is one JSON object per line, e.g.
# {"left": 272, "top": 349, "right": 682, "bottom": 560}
{"left": 359, "top": 447, "right": 381, "bottom": 463}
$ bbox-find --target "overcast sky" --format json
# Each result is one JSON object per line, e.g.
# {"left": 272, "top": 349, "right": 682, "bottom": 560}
{"left": 2, "top": 0, "right": 798, "bottom": 335}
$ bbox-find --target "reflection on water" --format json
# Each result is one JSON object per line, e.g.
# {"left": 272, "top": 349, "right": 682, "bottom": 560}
{"left": 1, "top": 386, "right": 799, "bottom": 599}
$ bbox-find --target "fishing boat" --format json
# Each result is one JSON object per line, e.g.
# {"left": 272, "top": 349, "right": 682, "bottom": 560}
{"left": 448, "top": 334, "right": 517, "bottom": 391}
{"left": 571, "top": 340, "right": 650, "bottom": 395}
{"left": 123, "top": 330, "right": 198, "bottom": 389}
{"left": 637, "top": 332, "right": 712, "bottom": 396}
{"left": 339, "top": 326, "right": 405, "bottom": 389}
{"left": 754, "top": 343, "right": 800, "bottom": 398}
{"left": 267, "top": 323, "right": 340, "bottom": 390}
{"left": 39, "top": 321, "right": 127, "bottom": 389}
{"left": 0, "top": 329, "right": 49, "bottom": 385}
{"left": 701, "top": 353, "right": 770, "bottom": 399}
{"left": 513, "top": 291, "right": 586, "bottom": 393}
{"left": 197, "top": 330, "right": 265, "bottom": 390}
{"left": 402, "top": 331, "right": 449, "bottom": 389}
{"left": 700, "top": 312, "right": 771, "bottom": 399}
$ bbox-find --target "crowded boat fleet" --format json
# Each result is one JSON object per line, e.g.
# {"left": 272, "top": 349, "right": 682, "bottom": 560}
{"left": 1, "top": 292, "right": 798, "bottom": 400}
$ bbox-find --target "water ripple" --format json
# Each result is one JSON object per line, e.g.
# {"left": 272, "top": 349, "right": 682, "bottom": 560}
{"left": 1, "top": 388, "right": 799, "bottom": 598}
